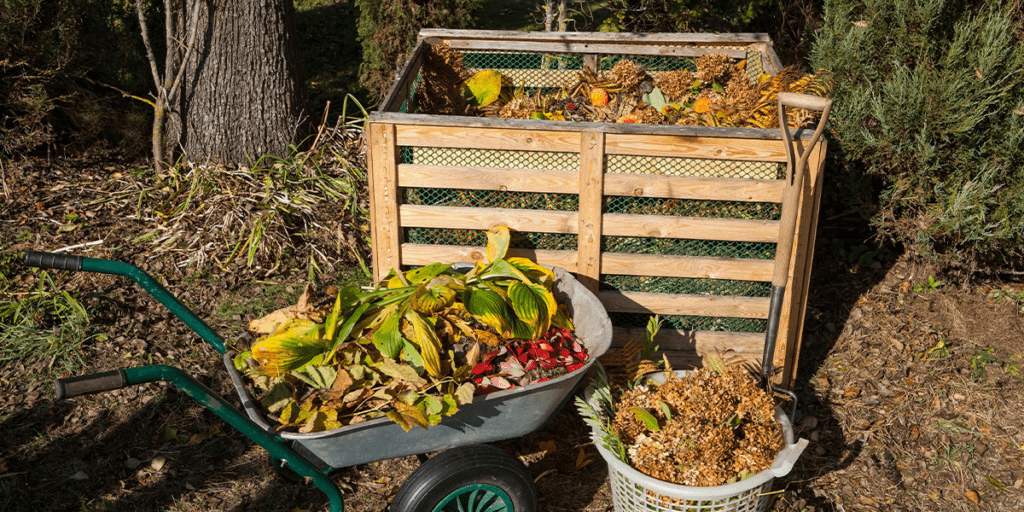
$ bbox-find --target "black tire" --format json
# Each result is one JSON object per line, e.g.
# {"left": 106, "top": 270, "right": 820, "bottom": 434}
{"left": 390, "top": 444, "right": 537, "bottom": 512}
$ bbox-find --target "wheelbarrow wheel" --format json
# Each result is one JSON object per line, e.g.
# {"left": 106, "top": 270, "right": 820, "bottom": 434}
{"left": 390, "top": 444, "right": 537, "bottom": 512}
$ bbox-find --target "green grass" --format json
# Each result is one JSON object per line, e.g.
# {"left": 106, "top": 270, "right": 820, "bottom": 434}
{"left": 0, "top": 270, "right": 93, "bottom": 389}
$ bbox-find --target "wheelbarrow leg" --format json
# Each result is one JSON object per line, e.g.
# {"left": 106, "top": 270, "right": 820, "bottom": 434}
{"left": 56, "top": 365, "right": 345, "bottom": 512}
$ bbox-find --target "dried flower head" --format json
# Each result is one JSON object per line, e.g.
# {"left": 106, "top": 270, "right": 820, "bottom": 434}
{"left": 653, "top": 69, "right": 695, "bottom": 103}
{"left": 695, "top": 54, "right": 732, "bottom": 84}
{"left": 608, "top": 59, "right": 650, "bottom": 91}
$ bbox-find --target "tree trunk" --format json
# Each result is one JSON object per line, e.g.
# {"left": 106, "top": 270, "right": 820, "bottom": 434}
{"left": 166, "top": 0, "right": 308, "bottom": 166}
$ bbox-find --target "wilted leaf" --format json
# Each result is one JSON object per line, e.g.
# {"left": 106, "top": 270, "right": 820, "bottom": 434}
{"left": 631, "top": 407, "right": 660, "bottom": 432}
{"left": 405, "top": 263, "right": 452, "bottom": 283}
{"left": 965, "top": 490, "right": 980, "bottom": 505}
{"left": 401, "top": 339, "right": 425, "bottom": 374}
{"left": 251, "top": 319, "right": 328, "bottom": 377}
{"left": 455, "top": 382, "right": 475, "bottom": 405}
{"left": 465, "top": 342, "right": 481, "bottom": 368}
{"left": 987, "top": 475, "right": 1006, "bottom": 489}
{"left": 485, "top": 225, "right": 510, "bottom": 263}
{"left": 293, "top": 364, "right": 337, "bottom": 389}
{"left": 260, "top": 382, "right": 293, "bottom": 413}
{"left": 574, "top": 447, "right": 593, "bottom": 470}
{"left": 330, "top": 369, "right": 354, "bottom": 396}
{"left": 404, "top": 309, "right": 444, "bottom": 378}
{"left": 376, "top": 357, "right": 427, "bottom": 385}
{"left": 248, "top": 284, "right": 321, "bottom": 334}
{"left": 410, "top": 279, "right": 457, "bottom": 314}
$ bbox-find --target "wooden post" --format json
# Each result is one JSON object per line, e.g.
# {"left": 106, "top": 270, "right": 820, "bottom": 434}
{"left": 367, "top": 123, "right": 401, "bottom": 282}
{"left": 578, "top": 130, "right": 605, "bottom": 293}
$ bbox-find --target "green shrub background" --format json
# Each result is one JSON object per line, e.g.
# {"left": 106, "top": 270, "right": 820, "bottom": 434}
{"left": 811, "top": 0, "right": 1024, "bottom": 269}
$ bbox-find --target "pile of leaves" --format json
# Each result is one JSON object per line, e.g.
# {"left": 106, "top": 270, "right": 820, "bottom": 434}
{"left": 232, "top": 226, "right": 589, "bottom": 433}
{"left": 579, "top": 320, "right": 783, "bottom": 488}
{"left": 415, "top": 44, "right": 833, "bottom": 129}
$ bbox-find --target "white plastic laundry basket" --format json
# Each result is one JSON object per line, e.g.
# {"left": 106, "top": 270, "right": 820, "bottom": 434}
{"left": 588, "top": 372, "right": 809, "bottom": 512}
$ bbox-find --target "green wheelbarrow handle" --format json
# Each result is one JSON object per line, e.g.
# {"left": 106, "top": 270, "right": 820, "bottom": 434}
{"left": 55, "top": 365, "right": 345, "bottom": 512}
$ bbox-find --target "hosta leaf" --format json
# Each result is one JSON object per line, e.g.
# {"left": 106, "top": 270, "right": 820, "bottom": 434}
{"left": 375, "top": 357, "right": 427, "bottom": 385}
{"left": 506, "top": 257, "right": 555, "bottom": 287}
{"left": 478, "top": 259, "right": 530, "bottom": 283}
{"left": 404, "top": 309, "right": 445, "bottom": 378}
{"left": 485, "top": 225, "right": 511, "bottom": 263}
{"left": 410, "top": 279, "right": 457, "bottom": 314}
{"left": 551, "top": 304, "right": 574, "bottom": 330}
{"left": 464, "top": 70, "right": 505, "bottom": 107}
{"left": 465, "top": 288, "right": 513, "bottom": 336}
{"left": 251, "top": 319, "right": 328, "bottom": 377}
{"left": 404, "top": 263, "right": 451, "bottom": 283}
{"left": 631, "top": 407, "right": 661, "bottom": 432}
{"left": 400, "top": 339, "right": 425, "bottom": 374}
{"left": 508, "top": 281, "right": 556, "bottom": 339}
{"left": 326, "top": 302, "right": 370, "bottom": 362}
{"left": 372, "top": 313, "right": 404, "bottom": 359}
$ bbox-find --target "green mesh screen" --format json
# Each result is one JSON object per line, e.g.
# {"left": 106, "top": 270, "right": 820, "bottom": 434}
{"left": 610, "top": 312, "right": 767, "bottom": 333}
{"left": 395, "top": 44, "right": 783, "bottom": 336}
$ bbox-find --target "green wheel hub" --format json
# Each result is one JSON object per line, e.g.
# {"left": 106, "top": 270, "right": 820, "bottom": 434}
{"left": 433, "top": 484, "right": 515, "bottom": 512}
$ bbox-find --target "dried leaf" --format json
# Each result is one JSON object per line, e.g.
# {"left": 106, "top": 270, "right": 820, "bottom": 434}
{"left": 965, "top": 490, "right": 980, "bottom": 505}
{"left": 248, "top": 284, "right": 320, "bottom": 334}
{"left": 260, "top": 382, "right": 293, "bottom": 413}
{"left": 376, "top": 357, "right": 427, "bottom": 385}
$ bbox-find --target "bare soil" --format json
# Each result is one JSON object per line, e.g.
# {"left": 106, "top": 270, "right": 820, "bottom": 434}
{"left": 2, "top": 153, "right": 1023, "bottom": 512}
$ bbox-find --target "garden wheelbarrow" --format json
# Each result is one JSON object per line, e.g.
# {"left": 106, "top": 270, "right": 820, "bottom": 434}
{"left": 23, "top": 252, "right": 612, "bottom": 512}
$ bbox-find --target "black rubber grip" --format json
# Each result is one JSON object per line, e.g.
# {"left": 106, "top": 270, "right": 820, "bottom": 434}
{"left": 24, "top": 251, "right": 83, "bottom": 271}
{"left": 55, "top": 369, "right": 129, "bottom": 399}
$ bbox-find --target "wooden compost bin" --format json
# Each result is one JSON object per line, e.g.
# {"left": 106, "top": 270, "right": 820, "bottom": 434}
{"left": 366, "top": 29, "right": 827, "bottom": 389}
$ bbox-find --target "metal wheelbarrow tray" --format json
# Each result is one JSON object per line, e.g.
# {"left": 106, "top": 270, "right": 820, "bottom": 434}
{"left": 224, "top": 265, "right": 613, "bottom": 469}
{"left": 23, "top": 252, "right": 611, "bottom": 512}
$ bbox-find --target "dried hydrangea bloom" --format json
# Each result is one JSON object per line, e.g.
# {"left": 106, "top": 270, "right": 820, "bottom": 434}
{"left": 653, "top": 69, "right": 695, "bottom": 103}
{"left": 695, "top": 54, "right": 733, "bottom": 84}
{"left": 608, "top": 59, "right": 650, "bottom": 91}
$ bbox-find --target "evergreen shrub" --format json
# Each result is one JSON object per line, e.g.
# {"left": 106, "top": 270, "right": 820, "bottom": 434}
{"left": 811, "top": 0, "right": 1024, "bottom": 269}
{"left": 355, "top": 0, "right": 476, "bottom": 102}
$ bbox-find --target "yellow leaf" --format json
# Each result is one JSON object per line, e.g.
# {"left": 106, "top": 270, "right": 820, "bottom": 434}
{"left": 250, "top": 319, "right": 327, "bottom": 377}
{"left": 464, "top": 70, "right": 507, "bottom": 107}
{"left": 506, "top": 257, "right": 555, "bottom": 287}
{"left": 404, "top": 310, "right": 445, "bottom": 378}
{"left": 247, "top": 284, "right": 321, "bottom": 334}
{"left": 485, "top": 225, "right": 511, "bottom": 263}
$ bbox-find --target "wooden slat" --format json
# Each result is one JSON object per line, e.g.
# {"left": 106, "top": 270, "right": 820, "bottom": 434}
{"left": 600, "top": 253, "right": 774, "bottom": 281}
{"left": 605, "top": 133, "right": 789, "bottom": 162}
{"left": 399, "top": 244, "right": 578, "bottom": 271}
{"left": 398, "top": 164, "right": 578, "bottom": 194}
{"left": 610, "top": 327, "right": 765, "bottom": 368}
{"left": 599, "top": 290, "right": 770, "bottom": 319}
{"left": 445, "top": 39, "right": 746, "bottom": 59}
{"left": 400, "top": 205, "right": 578, "bottom": 234}
{"left": 578, "top": 130, "right": 605, "bottom": 293}
{"left": 380, "top": 40, "right": 428, "bottom": 113}
{"left": 419, "top": 28, "right": 773, "bottom": 45}
{"left": 367, "top": 123, "right": 401, "bottom": 282}
{"left": 395, "top": 125, "right": 580, "bottom": 153}
{"left": 604, "top": 173, "right": 784, "bottom": 203}
{"left": 602, "top": 213, "right": 780, "bottom": 243}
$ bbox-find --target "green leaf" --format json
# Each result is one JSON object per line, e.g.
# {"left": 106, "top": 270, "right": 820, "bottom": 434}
{"left": 641, "top": 87, "right": 669, "bottom": 111}
{"left": 442, "top": 394, "right": 460, "bottom": 416}
{"left": 375, "top": 357, "right": 427, "bottom": 385}
{"left": 250, "top": 319, "right": 328, "bottom": 377}
{"left": 508, "top": 281, "right": 555, "bottom": 339}
{"left": 372, "top": 313, "right": 404, "bottom": 359}
{"left": 659, "top": 401, "right": 672, "bottom": 421}
{"left": 465, "top": 288, "right": 512, "bottom": 336}
{"left": 404, "top": 309, "right": 444, "bottom": 378}
{"left": 987, "top": 475, "right": 1006, "bottom": 489}
{"left": 464, "top": 70, "right": 506, "bottom": 107}
{"left": 712, "top": 82, "right": 725, "bottom": 94}
{"left": 631, "top": 407, "right": 660, "bottom": 432}
{"left": 400, "top": 339, "right": 425, "bottom": 374}
{"left": 232, "top": 350, "right": 252, "bottom": 371}
{"left": 485, "top": 225, "right": 511, "bottom": 263}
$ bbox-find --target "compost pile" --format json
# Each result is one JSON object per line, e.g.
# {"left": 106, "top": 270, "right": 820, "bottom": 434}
{"left": 415, "top": 43, "right": 833, "bottom": 129}
{"left": 581, "top": 344, "right": 783, "bottom": 488}
{"left": 232, "top": 226, "right": 589, "bottom": 433}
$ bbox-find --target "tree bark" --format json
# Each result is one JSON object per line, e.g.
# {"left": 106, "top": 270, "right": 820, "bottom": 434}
{"left": 166, "top": 0, "right": 308, "bottom": 166}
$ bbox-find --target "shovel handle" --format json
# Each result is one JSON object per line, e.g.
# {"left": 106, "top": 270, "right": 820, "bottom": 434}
{"left": 772, "top": 93, "right": 833, "bottom": 287}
